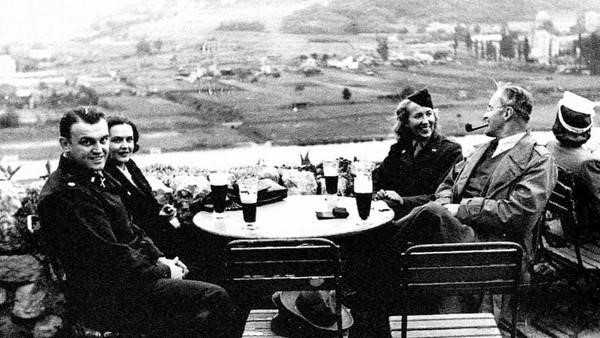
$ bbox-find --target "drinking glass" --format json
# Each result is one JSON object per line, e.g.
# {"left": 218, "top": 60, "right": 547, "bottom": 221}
{"left": 323, "top": 160, "right": 339, "bottom": 194}
{"left": 354, "top": 170, "right": 373, "bottom": 221}
{"left": 209, "top": 171, "right": 229, "bottom": 218}
{"left": 322, "top": 160, "right": 339, "bottom": 209}
{"left": 238, "top": 176, "right": 259, "bottom": 229}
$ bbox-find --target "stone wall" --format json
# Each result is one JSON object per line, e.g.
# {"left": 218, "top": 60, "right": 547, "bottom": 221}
{"left": 0, "top": 181, "right": 63, "bottom": 337}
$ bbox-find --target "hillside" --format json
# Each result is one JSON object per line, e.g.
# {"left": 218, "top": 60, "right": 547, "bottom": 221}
{"left": 282, "top": 0, "right": 600, "bottom": 34}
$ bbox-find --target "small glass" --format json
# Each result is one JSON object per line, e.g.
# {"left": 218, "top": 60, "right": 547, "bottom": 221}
{"left": 238, "top": 176, "right": 259, "bottom": 230}
{"left": 209, "top": 171, "right": 229, "bottom": 218}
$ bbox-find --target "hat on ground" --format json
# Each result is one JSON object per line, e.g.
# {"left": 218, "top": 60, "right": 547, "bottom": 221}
{"left": 406, "top": 88, "right": 433, "bottom": 109}
{"left": 271, "top": 291, "right": 353, "bottom": 334}
{"left": 556, "top": 91, "right": 597, "bottom": 134}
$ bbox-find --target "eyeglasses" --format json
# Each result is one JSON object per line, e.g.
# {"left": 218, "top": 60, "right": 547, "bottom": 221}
{"left": 486, "top": 104, "right": 506, "bottom": 113}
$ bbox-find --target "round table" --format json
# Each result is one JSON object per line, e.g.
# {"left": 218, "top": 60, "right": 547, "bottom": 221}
{"left": 192, "top": 195, "right": 394, "bottom": 239}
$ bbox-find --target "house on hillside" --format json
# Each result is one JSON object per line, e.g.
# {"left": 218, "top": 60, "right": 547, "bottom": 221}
{"left": 0, "top": 55, "right": 17, "bottom": 77}
{"left": 530, "top": 29, "right": 559, "bottom": 64}
{"left": 507, "top": 21, "right": 534, "bottom": 34}
{"left": 471, "top": 34, "right": 501, "bottom": 61}
{"left": 28, "top": 48, "right": 53, "bottom": 61}
{"left": 425, "top": 22, "right": 455, "bottom": 34}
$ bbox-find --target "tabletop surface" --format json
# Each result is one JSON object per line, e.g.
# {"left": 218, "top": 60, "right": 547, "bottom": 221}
{"left": 192, "top": 195, "right": 395, "bottom": 239}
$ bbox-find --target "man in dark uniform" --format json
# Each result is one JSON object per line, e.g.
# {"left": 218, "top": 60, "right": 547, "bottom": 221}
{"left": 373, "top": 88, "right": 463, "bottom": 218}
{"left": 37, "top": 107, "right": 243, "bottom": 337}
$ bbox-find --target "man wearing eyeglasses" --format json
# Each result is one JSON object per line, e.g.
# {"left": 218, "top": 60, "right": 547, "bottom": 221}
{"left": 37, "top": 108, "right": 244, "bottom": 337}
{"left": 349, "top": 85, "right": 556, "bottom": 336}
{"left": 372, "top": 88, "right": 463, "bottom": 219}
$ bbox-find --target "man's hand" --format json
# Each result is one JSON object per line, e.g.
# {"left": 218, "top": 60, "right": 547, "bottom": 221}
{"left": 443, "top": 203, "right": 460, "bottom": 216}
{"left": 172, "top": 257, "right": 189, "bottom": 277}
{"left": 159, "top": 204, "right": 177, "bottom": 217}
{"left": 159, "top": 204, "right": 181, "bottom": 228}
{"left": 158, "top": 257, "right": 188, "bottom": 279}
{"left": 375, "top": 190, "right": 404, "bottom": 204}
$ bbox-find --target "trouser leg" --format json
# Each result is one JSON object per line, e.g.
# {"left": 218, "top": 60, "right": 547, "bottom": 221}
{"left": 347, "top": 202, "right": 477, "bottom": 315}
{"left": 140, "top": 278, "right": 243, "bottom": 337}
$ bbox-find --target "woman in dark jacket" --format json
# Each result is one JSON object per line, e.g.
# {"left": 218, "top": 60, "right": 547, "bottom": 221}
{"left": 372, "top": 88, "right": 463, "bottom": 218}
{"left": 105, "top": 117, "right": 179, "bottom": 257}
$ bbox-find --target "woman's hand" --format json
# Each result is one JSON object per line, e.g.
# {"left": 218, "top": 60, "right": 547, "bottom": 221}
{"left": 375, "top": 190, "right": 404, "bottom": 205}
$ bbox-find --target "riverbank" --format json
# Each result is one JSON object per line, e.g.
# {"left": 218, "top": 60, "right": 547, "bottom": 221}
{"left": 5, "top": 129, "right": 600, "bottom": 182}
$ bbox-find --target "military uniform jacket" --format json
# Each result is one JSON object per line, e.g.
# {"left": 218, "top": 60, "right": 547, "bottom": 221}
{"left": 435, "top": 132, "right": 557, "bottom": 265}
{"left": 373, "top": 132, "right": 463, "bottom": 215}
{"left": 37, "top": 156, "right": 170, "bottom": 310}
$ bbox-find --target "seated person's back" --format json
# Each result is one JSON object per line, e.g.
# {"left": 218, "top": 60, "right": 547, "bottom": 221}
{"left": 546, "top": 91, "right": 600, "bottom": 236}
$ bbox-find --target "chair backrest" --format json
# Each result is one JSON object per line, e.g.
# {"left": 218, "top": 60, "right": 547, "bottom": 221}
{"left": 400, "top": 242, "right": 523, "bottom": 338}
{"left": 545, "top": 169, "right": 579, "bottom": 235}
{"left": 225, "top": 237, "right": 342, "bottom": 292}
{"left": 225, "top": 238, "right": 344, "bottom": 337}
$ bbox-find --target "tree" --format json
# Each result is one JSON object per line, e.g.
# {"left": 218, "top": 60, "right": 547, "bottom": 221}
{"left": 465, "top": 31, "right": 472, "bottom": 50}
{"left": 136, "top": 39, "right": 152, "bottom": 55}
{"left": 500, "top": 33, "right": 515, "bottom": 59}
{"left": 582, "top": 32, "right": 600, "bottom": 75}
{"left": 342, "top": 87, "right": 352, "bottom": 100}
{"left": 376, "top": 36, "right": 389, "bottom": 61}
{"left": 153, "top": 40, "right": 163, "bottom": 52}
{"left": 486, "top": 41, "right": 497, "bottom": 61}
{"left": 523, "top": 38, "right": 530, "bottom": 61}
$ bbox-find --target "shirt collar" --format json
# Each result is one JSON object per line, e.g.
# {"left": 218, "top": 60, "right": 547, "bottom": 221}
{"left": 492, "top": 132, "right": 526, "bottom": 158}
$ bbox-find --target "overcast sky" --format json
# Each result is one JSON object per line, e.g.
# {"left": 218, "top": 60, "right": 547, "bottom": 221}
{"left": 0, "top": 0, "right": 138, "bottom": 44}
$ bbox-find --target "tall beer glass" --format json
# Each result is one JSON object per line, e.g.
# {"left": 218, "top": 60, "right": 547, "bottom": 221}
{"left": 323, "top": 160, "right": 339, "bottom": 195}
{"left": 238, "top": 177, "right": 258, "bottom": 228}
{"left": 209, "top": 171, "right": 229, "bottom": 216}
{"left": 354, "top": 172, "right": 373, "bottom": 220}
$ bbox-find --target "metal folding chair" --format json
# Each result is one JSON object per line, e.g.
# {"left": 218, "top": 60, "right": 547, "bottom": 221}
{"left": 389, "top": 242, "right": 523, "bottom": 338}
{"left": 225, "top": 238, "right": 344, "bottom": 338}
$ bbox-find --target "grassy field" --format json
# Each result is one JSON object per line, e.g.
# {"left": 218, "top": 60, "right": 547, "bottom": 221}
{"left": 2, "top": 32, "right": 600, "bottom": 161}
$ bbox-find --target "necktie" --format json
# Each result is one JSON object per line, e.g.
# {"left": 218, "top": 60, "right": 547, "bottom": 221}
{"left": 487, "top": 139, "right": 499, "bottom": 158}
{"left": 413, "top": 142, "right": 424, "bottom": 158}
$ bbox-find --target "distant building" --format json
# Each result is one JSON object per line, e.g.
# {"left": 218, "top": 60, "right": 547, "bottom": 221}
{"left": 477, "top": 23, "right": 502, "bottom": 34}
{"left": 507, "top": 21, "right": 534, "bottom": 34}
{"left": 472, "top": 34, "right": 501, "bottom": 60}
{"left": 28, "top": 48, "right": 53, "bottom": 61}
{"left": 0, "top": 55, "right": 16, "bottom": 77}
{"left": 530, "top": 29, "right": 559, "bottom": 64}
{"left": 425, "top": 22, "right": 455, "bottom": 34}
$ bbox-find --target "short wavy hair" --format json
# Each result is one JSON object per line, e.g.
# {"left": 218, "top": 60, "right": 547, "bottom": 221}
{"left": 497, "top": 85, "right": 533, "bottom": 122}
{"left": 394, "top": 99, "right": 438, "bottom": 139}
{"left": 59, "top": 107, "right": 105, "bottom": 140}
{"left": 107, "top": 116, "right": 140, "bottom": 153}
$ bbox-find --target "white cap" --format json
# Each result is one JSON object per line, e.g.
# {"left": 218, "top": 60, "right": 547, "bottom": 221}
{"left": 558, "top": 91, "right": 597, "bottom": 116}
{"left": 557, "top": 91, "right": 598, "bottom": 134}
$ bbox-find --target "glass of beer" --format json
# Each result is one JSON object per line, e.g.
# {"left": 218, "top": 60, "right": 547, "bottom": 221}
{"left": 323, "top": 160, "right": 339, "bottom": 195}
{"left": 238, "top": 176, "right": 259, "bottom": 229}
{"left": 354, "top": 172, "right": 373, "bottom": 220}
{"left": 209, "top": 171, "right": 229, "bottom": 217}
